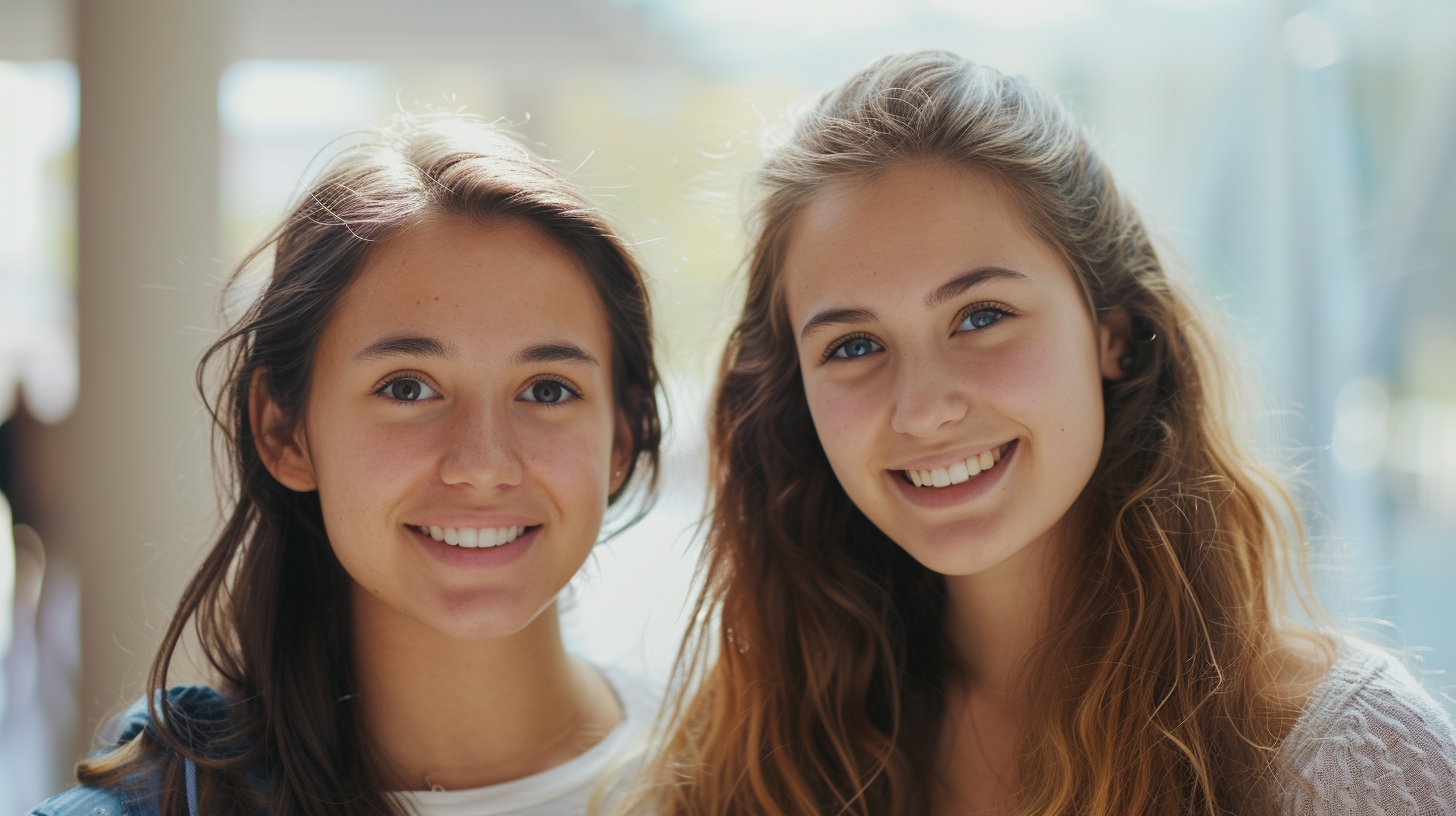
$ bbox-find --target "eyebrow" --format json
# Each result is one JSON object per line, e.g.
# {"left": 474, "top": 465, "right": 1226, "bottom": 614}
{"left": 800, "top": 307, "right": 878, "bottom": 340}
{"left": 512, "top": 342, "right": 599, "bottom": 367}
{"left": 798, "top": 266, "right": 1032, "bottom": 340}
{"left": 354, "top": 334, "right": 457, "bottom": 361}
{"left": 923, "top": 266, "right": 1030, "bottom": 309}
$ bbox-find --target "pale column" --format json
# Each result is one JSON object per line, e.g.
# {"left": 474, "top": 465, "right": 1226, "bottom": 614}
{"left": 66, "top": 0, "right": 224, "bottom": 763}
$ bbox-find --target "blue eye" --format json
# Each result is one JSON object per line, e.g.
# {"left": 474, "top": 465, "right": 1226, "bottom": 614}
{"left": 958, "top": 308, "right": 1007, "bottom": 332}
{"left": 829, "top": 336, "right": 883, "bottom": 360}
{"left": 519, "top": 379, "right": 578, "bottom": 404}
{"left": 380, "top": 377, "right": 439, "bottom": 402}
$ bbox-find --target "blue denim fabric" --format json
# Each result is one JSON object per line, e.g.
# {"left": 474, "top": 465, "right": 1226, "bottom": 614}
{"left": 28, "top": 686, "right": 263, "bottom": 816}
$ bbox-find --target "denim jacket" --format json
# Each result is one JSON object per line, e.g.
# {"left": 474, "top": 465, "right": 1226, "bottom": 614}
{"left": 28, "top": 686, "right": 265, "bottom": 816}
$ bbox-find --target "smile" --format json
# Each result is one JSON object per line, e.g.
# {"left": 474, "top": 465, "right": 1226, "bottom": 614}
{"left": 411, "top": 524, "right": 531, "bottom": 548}
{"left": 901, "top": 442, "right": 1012, "bottom": 488}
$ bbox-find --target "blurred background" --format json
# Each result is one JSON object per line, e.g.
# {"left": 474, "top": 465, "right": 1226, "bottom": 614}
{"left": 2, "top": 0, "right": 1454, "bottom": 802}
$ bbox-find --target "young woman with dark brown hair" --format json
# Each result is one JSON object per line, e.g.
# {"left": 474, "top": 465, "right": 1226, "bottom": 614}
{"left": 637, "top": 51, "right": 1456, "bottom": 816}
{"left": 30, "top": 114, "right": 663, "bottom": 816}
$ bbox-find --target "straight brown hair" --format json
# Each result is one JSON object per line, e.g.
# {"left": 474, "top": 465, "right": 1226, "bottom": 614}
{"left": 77, "top": 113, "right": 662, "bottom": 816}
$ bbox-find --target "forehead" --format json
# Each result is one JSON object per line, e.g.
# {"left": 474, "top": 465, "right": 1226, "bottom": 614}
{"left": 324, "top": 215, "right": 612, "bottom": 362}
{"left": 783, "top": 161, "right": 1071, "bottom": 322}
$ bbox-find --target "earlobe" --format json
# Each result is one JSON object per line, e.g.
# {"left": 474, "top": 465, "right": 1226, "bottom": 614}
{"left": 248, "top": 369, "right": 318, "bottom": 492}
{"left": 608, "top": 407, "right": 634, "bottom": 495}
{"left": 1098, "top": 308, "right": 1133, "bottom": 381}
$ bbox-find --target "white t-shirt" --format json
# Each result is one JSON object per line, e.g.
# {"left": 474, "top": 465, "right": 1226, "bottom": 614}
{"left": 394, "top": 664, "right": 657, "bottom": 816}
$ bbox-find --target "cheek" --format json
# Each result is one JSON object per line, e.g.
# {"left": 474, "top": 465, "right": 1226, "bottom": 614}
{"left": 991, "top": 323, "right": 1106, "bottom": 469}
{"left": 519, "top": 413, "right": 616, "bottom": 512}
{"left": 310, "top": 411, "right": 443, "bottom": 525}
{"left": 523, "top": 427, "right": 610, "bottom": 482}
{"left": 804, "top": 378, "right": 882, "bottom": 472}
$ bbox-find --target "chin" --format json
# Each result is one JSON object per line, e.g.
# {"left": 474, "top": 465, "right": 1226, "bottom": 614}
{"left": 887, "top": 518, "right": 1020, "bottom": 577}
{"left": 426, "top": 590, "right": 550, "bottom": 641}
{"left": 903, "top": 540, "right": 1008, "bottom": 578}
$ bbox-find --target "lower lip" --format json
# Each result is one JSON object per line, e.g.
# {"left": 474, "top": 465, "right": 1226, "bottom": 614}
{"left": 889, "top": 439, "right": 1018, "bottom": 509}
{"left": 408, "top": 525, "right": 538, "bottom": 569}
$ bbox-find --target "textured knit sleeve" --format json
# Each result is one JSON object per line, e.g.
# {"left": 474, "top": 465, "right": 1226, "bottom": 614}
{"left": 1280, "top": 638, "right": 1456, "bottom": 816}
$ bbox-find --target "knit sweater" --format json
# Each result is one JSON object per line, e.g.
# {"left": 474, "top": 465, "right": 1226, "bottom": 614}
{"left": 1279, "top": 637, "right": 1456, "bottom": 815}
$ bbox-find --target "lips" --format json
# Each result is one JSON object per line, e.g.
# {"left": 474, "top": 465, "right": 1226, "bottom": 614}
{"left": 406, "top": 521, "right": 539, "bottom": 569}
{"left": 888, "top": 439, "right": 1019, "bottom": 510}
{"left": 899, "top": 442, "right": 1012, "bottom": 489}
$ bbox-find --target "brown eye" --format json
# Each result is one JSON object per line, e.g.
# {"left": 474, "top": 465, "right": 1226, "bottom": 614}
{"left": 383, "top": 377, "right": 437, "bottom": 402}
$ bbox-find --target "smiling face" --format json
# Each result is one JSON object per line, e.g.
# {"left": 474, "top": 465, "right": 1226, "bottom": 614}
{"left": 258, "top": 216, "right": 627, "bottom": 641}
{"left": 785, "top": 161, "right": 1126, "bottom": 579}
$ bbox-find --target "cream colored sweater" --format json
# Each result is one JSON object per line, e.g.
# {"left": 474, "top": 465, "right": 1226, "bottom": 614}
{"left": 1279, "top": 637, "right": 1456, "bottom": 815}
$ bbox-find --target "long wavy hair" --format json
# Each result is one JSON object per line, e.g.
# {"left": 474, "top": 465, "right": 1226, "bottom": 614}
{"left": 640, "top": 51, "right": 1328, "bottom": 816}
{"left": 76, "top": 114, "right": 662, "bottom": 816}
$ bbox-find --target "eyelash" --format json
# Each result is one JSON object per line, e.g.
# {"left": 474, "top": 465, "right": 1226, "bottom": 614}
{"left": 520, "top": 375, "right": 583, "bottom": 405}
{"left": 816, "top": 299, "right": 1018, "bottom": 363}
{"left": 819, "top": 331, "right": 880, "bottom": 364}
{"left": 953, "top": 300, "right": 1018, "bottom": 332}
{"left": 373, "top": 371, "right": 441, "bottom": 402}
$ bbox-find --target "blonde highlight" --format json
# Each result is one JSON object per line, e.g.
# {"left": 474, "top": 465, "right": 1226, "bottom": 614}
{"left": 634, "top": 51, "right": 1331, "bottom": 816}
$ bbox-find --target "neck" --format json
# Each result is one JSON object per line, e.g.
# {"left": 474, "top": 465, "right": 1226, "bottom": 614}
{"left": 943, "top": 517, "right": 1070, "bottom": 702}
{"left": 350, "top": 586, "right": 621, "bottom": 791}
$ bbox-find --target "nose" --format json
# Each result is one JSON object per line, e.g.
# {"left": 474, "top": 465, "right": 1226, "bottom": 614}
{"left": 888, "top": 352, "right": 970, "bottom": 438}
{"left": 438, "top": 401, "right": 524, "bottom": 490}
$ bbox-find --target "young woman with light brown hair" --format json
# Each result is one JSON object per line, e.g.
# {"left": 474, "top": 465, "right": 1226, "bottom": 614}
{"left": 638, "top": 51, "right": 1456, "bottom": 816}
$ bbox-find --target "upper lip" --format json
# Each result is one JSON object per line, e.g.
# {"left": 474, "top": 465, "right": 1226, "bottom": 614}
{"left": 889, "top": 440, "right": 1014, "bottom": 472}
{"left": 406, "top": 514, "right": 540, "bottom": 528}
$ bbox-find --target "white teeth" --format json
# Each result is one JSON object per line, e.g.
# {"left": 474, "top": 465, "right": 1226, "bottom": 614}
{"left": 903, "top": 444, "right": 1008, "bottom": 489}
{"left": 427, "top": 525, "right": 529, "bottom": 548}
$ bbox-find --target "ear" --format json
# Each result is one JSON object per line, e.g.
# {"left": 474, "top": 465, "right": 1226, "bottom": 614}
{"left": 608, "top": 404, "right": 635, "bottom": 495}
{"left": 1097, "top": 307, "right": 1133, "bottom": 382}
{"left": 248, "top": 369, "right": 318, "bottom": 492}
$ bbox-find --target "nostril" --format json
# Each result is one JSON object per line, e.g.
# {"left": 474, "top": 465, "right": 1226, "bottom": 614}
{"left": 890, "top": 392, "right": 971, "bottom": 437}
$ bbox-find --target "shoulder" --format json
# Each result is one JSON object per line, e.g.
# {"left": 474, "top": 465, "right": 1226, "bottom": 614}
{"left": 108, "top": 685, "right": 236, "bottom": 748}
{"left": 28, "top": 686, "right": 241, "bottom": 816}
{"left": 28, "top": 785, "right": 133, "bottom": 816}
{"left": 1279, "top": 636, "right": 1456, "bottom": 815}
